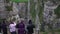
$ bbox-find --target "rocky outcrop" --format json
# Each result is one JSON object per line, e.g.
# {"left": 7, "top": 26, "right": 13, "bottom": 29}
{"left": 43, "top": 1, "right": 58, "bottom": 23}
{"left": 0, "top": 0, "right": 9, "bottom": 19}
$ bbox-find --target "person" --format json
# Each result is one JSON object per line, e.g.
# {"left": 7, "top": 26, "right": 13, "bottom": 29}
{"left": 16, "top": 20, "right": 25, "bottom": 34}
{"left": 9, "top": 21, "right": 16, "bottom": 34}
{"left": 27, "top": 20, "right": 35, "bottom": 34}
{"left": 1, "top": 20, "right": 7, "bottom": 34}
{"left": 0, "top": 22, "right": 2, "bottom": 34}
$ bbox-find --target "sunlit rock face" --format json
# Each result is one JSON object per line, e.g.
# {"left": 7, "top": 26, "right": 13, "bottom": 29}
{"left": 12, "top": 2, "right": 26, "bottom": 18}
{"left": 43, "top": 1, "right": 58, "bottom": 23}
{"left": 42, "top": 1, "right": 59, "bottom": 31}
{"left": 18, "top": 3, "right": 26, "bottom": 18}
{"left": 0, "top": 0, "right": 8, "bottom": 19}
{"left": 8, "top": 2, "right": 26, "bottom": 23}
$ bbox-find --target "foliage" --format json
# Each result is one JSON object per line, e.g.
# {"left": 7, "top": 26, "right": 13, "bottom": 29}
{"left": 5, "top": 0, "right": 10, "bottom": 3}
{"left": 0, "top": 18, "right": 3, "bottom": 22}
{"left": 54, "top": 5, "right": 60, "bottom": 18}
{"left": 38, "top": 0, "right": 43, "bottom": 23}
{"left": 38, "top": 6, "right": 43, "bottom": 23}
{"left": 5, "top": 6, "right": 12, "bottom": 11}
{"left": 12, "top": 17, "right": 16, "bottom": 21}
{"left": 30, "top": 0, "right": 36, "bottom": 23}
{"left": 10, "top": 0, "right": 28, "bottom": 3}
{"left": 58, "top": 32, "right": 60, "bottom": 34}
{"left": 48, "top": 28, "right": 60, "bottom": 32}
{"left": 43, "top": 32, "right": 48, "bottom": 34}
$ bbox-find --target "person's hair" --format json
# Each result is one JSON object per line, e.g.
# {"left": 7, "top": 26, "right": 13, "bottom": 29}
{"left": 28, "top": 20, "right": 32, "bottom": 24}
{"left": 10, "top": 21, "right": 14, "bottom": 24}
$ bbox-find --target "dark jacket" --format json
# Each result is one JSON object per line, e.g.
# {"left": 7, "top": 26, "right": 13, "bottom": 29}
{"left": 1, "top": 22, "right": 7, "bottom": 32}
{"left": 27, "top": 24, "right": 35, "bottom": 33}
{"left": 27, "top": 20, "right": 35, "bottom": 33}
{"left": 0, "top": 23, "right": 2, "bottom": 32}
{"left": 1, "top": 21, "right": 7, "bottom": 34}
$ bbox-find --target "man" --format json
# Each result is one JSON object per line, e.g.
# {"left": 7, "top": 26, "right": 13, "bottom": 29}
{"left": 27, "top": 20, "right": 35, "bottom": 34}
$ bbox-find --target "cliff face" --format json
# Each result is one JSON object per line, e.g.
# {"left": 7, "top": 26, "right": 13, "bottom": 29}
{"left": 0, "top": 0, "right": 10, "bottom": 19}
{"left": 0, "top": 0, "right": 6, "bottom": 19}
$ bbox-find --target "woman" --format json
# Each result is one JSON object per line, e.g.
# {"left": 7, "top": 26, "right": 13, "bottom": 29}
{"left": 9, "top": 21, "right": 16, "bottom": 34}
{"left": 16, "top": 20, "right": 25, "bottom": 34}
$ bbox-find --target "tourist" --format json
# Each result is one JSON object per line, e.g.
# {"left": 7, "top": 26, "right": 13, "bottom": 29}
{"left": 9, "top": 21, "right": 16, "bottom": 34}
{"left": 27, "top": 20, "right": 35, "bottom": 34}
{"left": 16, "top": 20, "right": 25, "bottom": 34}
{"left": 1, "top": 20, "right": 7, "bottom": 34}
{"left": 0, "top": 22, "right": 2, "bottom": 34}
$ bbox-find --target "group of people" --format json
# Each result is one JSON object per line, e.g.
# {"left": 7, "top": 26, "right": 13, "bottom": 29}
{"left": 0, "top": 20, "right": 35, "bottom": 34}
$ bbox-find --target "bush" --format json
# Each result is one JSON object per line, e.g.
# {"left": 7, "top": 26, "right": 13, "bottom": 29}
{"left": 54, "top": 5, "right": 60, "bottom": 18}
